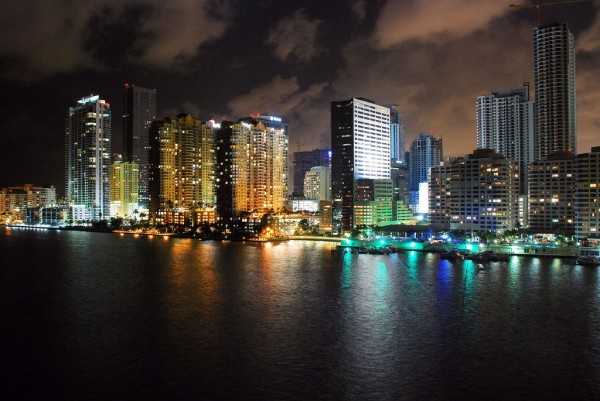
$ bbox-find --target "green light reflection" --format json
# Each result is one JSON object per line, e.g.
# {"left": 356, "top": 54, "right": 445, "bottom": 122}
{"left": 341, "top": 251, "right": 353, "bottom": 289}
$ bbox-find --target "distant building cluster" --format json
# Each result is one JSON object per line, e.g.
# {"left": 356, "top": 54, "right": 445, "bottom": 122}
{"left": 4, "top": 21, "right": 599, "bottom": 241}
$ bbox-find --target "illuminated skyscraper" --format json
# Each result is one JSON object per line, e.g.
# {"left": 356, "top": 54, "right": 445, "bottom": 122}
{"left": 123, "top": 84, "right": 156, "bottom": 210}
{"left": 151, "top": 114, "right": 214, "bottom": 213}
{"left": 476, "top": 85, "right": 534, "bottom": 193}
{"left": 65, "top": 94, "right": 111, "bottom": 220}
{"left": 304, "top": 166, "right": 331, "bottom": 201}
{"left": 199, "top": 121, "right": 216, "bottom": 207}
{"left": 534, "top": 22, "right": 576, "bottom": 158}
{"left": 215, "top": 117, "right": 288, "bottom": 218}
{"left": 110, "top": 159, "right": 139, "bottom": 218}
{"left": 331, "top": 98, "right": 391, "bottom": 232}
{"left": 408, "top": 132, "right": 442, "bottom": 212}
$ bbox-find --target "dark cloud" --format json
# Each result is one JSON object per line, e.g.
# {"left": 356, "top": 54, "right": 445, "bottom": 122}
{"left": 0, "top": 0, "right": 97, "bottom": 80}
{"left": 372, "top": 0, "right": 508, "bottom": 48}
{"left": 351, "top": 0, "right": 367, "bottom": 22}
{"left": 228, "top": 75, "right": 328, "bottom": 119}
{"left": 132, "top": 0, "right": 231, "bottom": 66}
{"left": 0, "top": 0, "right": 598, "bottom": 193}
{"left": 0, "top": 0, "right": 231, "bottom": 80}
{"left": 578, "top": 0, "right": 600, "bottom": 52}
{"left": 266, "top": 9, "right": 322, "bottom": 64}
{"left": 83, "top": 4, "right": 153, "bottom": 68}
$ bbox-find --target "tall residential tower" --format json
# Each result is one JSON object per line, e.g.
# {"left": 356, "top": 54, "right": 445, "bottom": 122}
{"left": 476, "top": 84, "right": 534, "bottom": 192}
{"left": 215, "top": 117, "right": 288, "bottom": 219}
{"left": 65, "top": 95, "right": 112, "bottom": 220}
{"left": 123, "top": 84, "right": 156, "bottom": 210}
{"left": 534, "top": 22, "right": 576, "bottom": 158}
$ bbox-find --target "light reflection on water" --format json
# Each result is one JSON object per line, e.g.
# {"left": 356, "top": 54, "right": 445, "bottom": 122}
{"left": 1, "top": 228, "right": 600, "bottom": 400}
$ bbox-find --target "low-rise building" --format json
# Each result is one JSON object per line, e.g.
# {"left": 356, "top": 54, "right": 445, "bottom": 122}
{"left": 528, "top": 151, "right": 576, "bottom": 233}
{"left": 575, "top": 146, "right": 600, "bottom": 240}
{"left": 429, "top": 149, "right": 519, "bottom": 233}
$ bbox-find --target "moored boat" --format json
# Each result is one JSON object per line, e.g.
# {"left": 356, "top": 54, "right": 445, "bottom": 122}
{"left": 575, "top": 256, "right": 600, "bottom": 267}
{"left": 466, "top": 250, "right": 509, "bottom": 262}
{"left": 440, "top": 249, "right": 464, "bottom": 260}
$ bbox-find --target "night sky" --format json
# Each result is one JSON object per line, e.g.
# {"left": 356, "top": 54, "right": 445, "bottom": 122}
{"left": 0, "top": 0, "right": 598, "bottom": 195}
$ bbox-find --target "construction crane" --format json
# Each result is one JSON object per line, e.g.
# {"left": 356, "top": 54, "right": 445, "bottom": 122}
{"left": 509, "top": 0, "right": 590, "bottom": 27}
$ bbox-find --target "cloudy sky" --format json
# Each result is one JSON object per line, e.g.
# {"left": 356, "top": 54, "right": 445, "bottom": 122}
{"left": 0, "top": 0, "right": 598, "bottom": 194}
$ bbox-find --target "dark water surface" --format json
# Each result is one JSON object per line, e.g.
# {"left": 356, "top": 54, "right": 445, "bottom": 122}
{"left": 2, "top": 227, "right": 600, "bottom": 400}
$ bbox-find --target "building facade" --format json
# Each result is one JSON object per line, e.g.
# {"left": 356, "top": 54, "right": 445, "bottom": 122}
{"left": 429, "top": 149, "right": 519, "bottom": 233}
{"left": 408, "top": 132, "right": 443, "bottom": 212}
{"left": 304, "top": 166, "right": 331, "bottom": 201}
{"left": 534, "top": 22, "right": 577, "bottom": 158}
{"left": 353, "top": 178, "right": 394, "bottom": 226}
{"left": 331, "top": 98, "right": 391, "bottom": 232}
{"left": 429, "top": 162, "right": 452, "bottom": 229}
{"left": 390, "top": 160, "right": 410, "bottom": 221}
{"left": 215, "top": 119, "right": 288, "bottom": 219}
{"left": 1, "top": 184, "right": 56, "bottom": 223}
{"left": 151, "top": 114, "right": 215, "bottom": 216}
{"left": 65, "top": 95, "right": 111, "bottom": 220}
{"left": 476, "top": 85, "right": 534, "bottom": 193}
{"left": 389, "top": 105, "right": 406, "bottom": 163}
{"left": 574, "top": 147, "right": 600, "bottom": 239}
{"left": 122, "top": 84, "right": 156, "bottom": 210}
{"left": 292, "top": 149, "right": 331, "bottom": 196}
{"left": 110, "top": 160, "right": 139, "bottom": 218}
{"left": 528, "top": 151, "right": 576, "bottom": 233}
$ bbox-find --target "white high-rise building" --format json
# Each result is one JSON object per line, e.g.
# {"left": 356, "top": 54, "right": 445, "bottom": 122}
{"left": 331, "top": 98, "right": 391, "bottom": 232}
{"left": 534, "top": 22, "right": 577, "bottom": 158}
{"left": 476, "top": 85, "right": 534, "bottom": 193}
{"left": 65, "top": 95, "right": 111, "bottom": 220}
{"left": 304, "top": 166, "right": 331, "bottom": 201}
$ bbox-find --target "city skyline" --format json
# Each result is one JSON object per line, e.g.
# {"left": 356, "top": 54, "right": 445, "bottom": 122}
{"left": 1, "top": 1, "right": 599, "bottom": 193}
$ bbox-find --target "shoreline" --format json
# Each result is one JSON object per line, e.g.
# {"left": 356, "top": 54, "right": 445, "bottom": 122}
{"left": 3, "top": 224, "right": 598, "bottom": 259}
{"left": 1, "top": 224, "right": 342, "bottom": 243}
